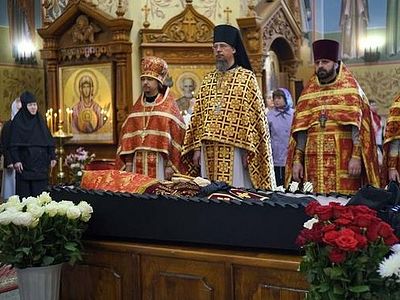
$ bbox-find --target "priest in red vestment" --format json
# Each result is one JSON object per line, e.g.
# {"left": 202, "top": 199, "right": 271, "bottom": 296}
{"left": 382, "top": 94, "right": 400, "bottom": 185}
{"left": 116, "top": 56, "right": 186, "bottom": 180}
{"left": 285, "top": 39, "right": 379, "bottom": 194}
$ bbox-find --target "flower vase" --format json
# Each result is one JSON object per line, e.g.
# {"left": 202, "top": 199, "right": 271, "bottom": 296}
{"left": 16, "top": 263, "right": 63, "bottom": 300}
{"left": 70, "top": 168, "right": 83, "bottom": 186}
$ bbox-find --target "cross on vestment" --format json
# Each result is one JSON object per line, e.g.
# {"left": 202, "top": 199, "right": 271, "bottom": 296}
{"left": 224, "top": 7, "right": 232, "bottom": 24}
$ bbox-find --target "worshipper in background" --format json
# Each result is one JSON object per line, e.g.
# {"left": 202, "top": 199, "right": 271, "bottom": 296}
{"left": 9, "top": 91, "right": 56, "bottom": 198}
{"left": 0, "top": 98, "right": 22, "bottom": 200}
{"left": 370, "top": 99, "right": 383, "bottom": 166}
{"left": 382, "top": 94, "right": 400, "bottom": 184}
{"left": 267, "top": 88, "right": 294, "bottom": 187}
{"left": 116, "top": 56, "right": 186, "bottom": 180}
{"left": 286, "top": 39, "right": 379, "bottom": 194}
{"left": 182, "top": 24, "right": 276, "bottom": 190}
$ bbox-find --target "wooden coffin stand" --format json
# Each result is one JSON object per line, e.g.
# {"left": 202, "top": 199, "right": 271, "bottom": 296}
{"left": 50, "top": 186, "right": 313, "bottom": 300}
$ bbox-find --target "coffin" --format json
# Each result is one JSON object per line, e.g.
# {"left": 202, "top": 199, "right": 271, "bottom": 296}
{"left": 49, "top": 185, "right": 317, "bottom": 251}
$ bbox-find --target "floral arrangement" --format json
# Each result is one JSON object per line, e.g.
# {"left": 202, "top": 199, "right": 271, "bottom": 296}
{"left": 65, "top": 147, "right": 95, "bottom": 183}
{"left": 297, "top": 200, "right": 400, "bottom": 299}
{"left": 0, "top": 192, "right": 93, "bottom": 269}
{"left": 274, "top": 181, "right": 313, "bottom": 193}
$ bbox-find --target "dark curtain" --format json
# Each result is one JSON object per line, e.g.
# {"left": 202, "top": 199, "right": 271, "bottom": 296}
{"left": 7, "top": 0, "right": 36, "bottom": 59}
{"left": 386, "top": 0, "right": 400, "bottom": 56}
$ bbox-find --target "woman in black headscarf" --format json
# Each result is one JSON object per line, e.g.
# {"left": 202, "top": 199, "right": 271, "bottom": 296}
{"left": 9, "top": 91, "right": 56, "bottom": 198}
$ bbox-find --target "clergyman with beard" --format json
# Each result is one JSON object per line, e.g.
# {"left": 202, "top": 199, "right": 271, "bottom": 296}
{"left": 285, "top": 39, "right": 379, "bottom": 195}
{"left": 182, "top": 24, "right": 276, "bottom": 190}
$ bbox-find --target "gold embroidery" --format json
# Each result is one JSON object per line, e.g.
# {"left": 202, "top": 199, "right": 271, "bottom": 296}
{"left": 183, "top": 67, "right": 275, "bottom": 189}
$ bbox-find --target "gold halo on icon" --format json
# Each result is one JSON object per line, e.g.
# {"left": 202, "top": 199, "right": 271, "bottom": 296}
{"left": 74, "top": 69, "right": 99, "bottom": 99}
{"left": 176, "top": 72, "right": 201, "bottom": 96}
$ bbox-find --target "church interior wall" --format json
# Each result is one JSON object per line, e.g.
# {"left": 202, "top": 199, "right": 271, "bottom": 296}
{"left": 0, "top": 0, "right": 400, "bottom": 159}
{"left": 130, "top": 0, "right": 249, "bottom": 102}
{"left": 296, "top": 0, "right": 400, "bottom": 116}
{"left": 0, "top": 0, "right": 45, "bottom": 122}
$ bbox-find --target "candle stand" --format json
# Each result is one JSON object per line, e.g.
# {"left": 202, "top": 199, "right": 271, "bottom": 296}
{"left": 53, "top": 121, "right": 72, "bottom": 184}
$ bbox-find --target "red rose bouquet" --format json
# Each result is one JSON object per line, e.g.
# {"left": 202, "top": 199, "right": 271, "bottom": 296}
{"left": 297, "top": 201, "right": 400, "bottom": 299}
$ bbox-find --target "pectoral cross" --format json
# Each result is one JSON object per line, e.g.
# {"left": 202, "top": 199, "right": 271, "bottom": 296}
{"left": 319, "top": 113, "right": 327, "bottom": 128}
{"left": 214, "top": 103, "right": 221, "bottom": 113}
{"left": 224, "top": 7, "right": 232, "bottom": 24}
{"left": 140, "top": 130, "right": 147, "bottom": 141}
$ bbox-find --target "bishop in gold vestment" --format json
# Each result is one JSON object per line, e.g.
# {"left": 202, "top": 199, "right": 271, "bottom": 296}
{"left": 182, "top": 25, "right": 275, "bottom": 190}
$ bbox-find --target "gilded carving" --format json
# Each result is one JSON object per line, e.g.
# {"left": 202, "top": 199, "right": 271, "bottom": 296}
{"left": 60, "top": 46, "right": 112, "bottom": 61}
{"left": 159, "top": 50, "right": 213, "bottom": 60}
{"left": 245, "top": 30, "right": 261, "bottom": 52}
{"left": 142, "top": 5, "right": 214, "bottom": 43}
{"left": 262, "top": 8, "right": 299, "bottom": 55}
{"left": 71, "top": 15, "right": 101, "bottom": 44}
{"left": 285, "top": 0, "right": 302, "bottom": 28}
{"left": 112, "top": 30, "right": 131, "bottom": 41}
{"left": 282, "top": 58, "right": 301, "bottom": 78}
{"left": 249, "top": 56, "right": 264, "bottom": 76}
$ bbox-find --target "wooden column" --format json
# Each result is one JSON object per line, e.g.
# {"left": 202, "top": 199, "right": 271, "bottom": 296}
{"left": 115, "top": 53, "right": 128, "bottom": 135}
{"left": 237, "top": 16, "right": 264, "bottom": 88}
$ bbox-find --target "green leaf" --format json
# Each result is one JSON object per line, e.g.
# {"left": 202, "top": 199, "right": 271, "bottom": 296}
{"left": 16, "top": 247, "right": 31, "bottom": 255}
{"left": 317, "top": 283, "right": 331, "bottom": 293}
{"left": 333, "top": 285, "right": 344, "bottom": 295}
{"left": 64, "top": 242, "right": 78, "bottom": 251}
{"left": 348, "top": 285, "right": 370, "bottom": 293}
{"left": 42, "top": 256, "right": 55, "bottom": 266}
{"left": 330, "top": 267, "right": 343, "bottom": 278}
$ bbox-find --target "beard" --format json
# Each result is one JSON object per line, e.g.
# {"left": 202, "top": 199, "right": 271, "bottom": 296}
{"left": 216, "top": 59, "right": 229, "bottom": 72}
{"left": 316, "top": 66, "right": 335, "bottom": 82}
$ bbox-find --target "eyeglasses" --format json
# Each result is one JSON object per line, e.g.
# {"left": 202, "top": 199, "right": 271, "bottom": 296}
{"left": 212, "top": 43, "right": 231, "bottom": 51}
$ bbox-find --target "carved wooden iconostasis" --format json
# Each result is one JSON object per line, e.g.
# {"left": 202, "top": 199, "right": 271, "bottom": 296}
{"left": 140, "top": 0, "right": 215, "bottom": 105}
{"left": 238, "top": 0, "right": 302, "bottom": 103}
{"left": 37, "top": 0, "right": 133, "bottom": 162}
{"left": 141, "top": 0, "right": 303, "bottom": 109}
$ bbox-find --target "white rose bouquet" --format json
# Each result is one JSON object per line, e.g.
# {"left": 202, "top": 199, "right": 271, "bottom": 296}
{"left": 0, "top": 192, "right": 93, "bottom": 268}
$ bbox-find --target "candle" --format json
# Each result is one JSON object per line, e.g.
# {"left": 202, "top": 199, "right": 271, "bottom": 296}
{"left": 46, "top": 110, "right": 51, "bottom": 131}
{"left": 70, "top": 109, "right": 73, "bottom": 135}
{"left": 58, "top": 108, "right": 62, "bottom": 123}
{"left": 49, "top": 108, "right": 53, "bottom": 134}
{"left": 54, "top": 112, "right": 57, "bottom": 132}
{"left": 66, "top": 108, "right": 70, "bottom": 135}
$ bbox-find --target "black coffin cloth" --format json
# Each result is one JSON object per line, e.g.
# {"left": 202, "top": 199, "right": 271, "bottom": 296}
{"left": 49, "top": 186, "right": 312, "bottom": 251}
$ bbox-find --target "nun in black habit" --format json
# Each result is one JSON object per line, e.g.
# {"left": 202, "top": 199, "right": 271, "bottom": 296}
{"left": 9, "top": 91, "right": 56, "bottom": 198}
